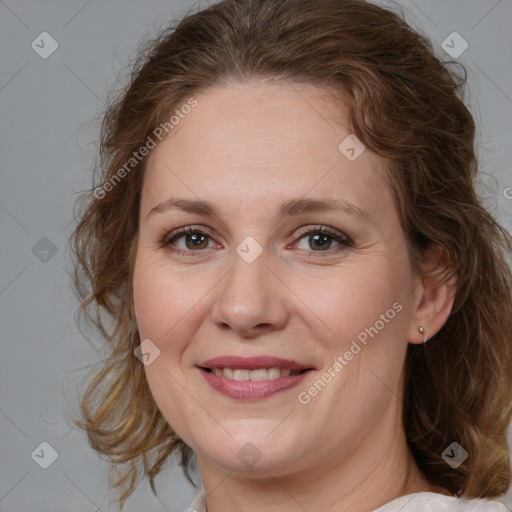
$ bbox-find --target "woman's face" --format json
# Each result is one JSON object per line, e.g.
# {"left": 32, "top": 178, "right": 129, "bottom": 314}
{"left": 133, "top": 80, "right": 424, "bottom": 477}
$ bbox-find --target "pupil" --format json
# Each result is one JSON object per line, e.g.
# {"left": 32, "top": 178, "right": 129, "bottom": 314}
{"left": 310, "top": 233, "right": 331, "bottom": 251}
{"left": 186, "top": 233, "right": 208, "bottom": 250}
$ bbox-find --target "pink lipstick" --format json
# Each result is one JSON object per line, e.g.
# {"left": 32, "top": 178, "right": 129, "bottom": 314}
{"left": 197, "top": 356, "right": 314, "bottom": 400}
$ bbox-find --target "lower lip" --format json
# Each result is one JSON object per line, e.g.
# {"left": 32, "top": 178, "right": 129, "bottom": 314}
{"left": 198, "top": 368, "right": 311, "bottom": 400}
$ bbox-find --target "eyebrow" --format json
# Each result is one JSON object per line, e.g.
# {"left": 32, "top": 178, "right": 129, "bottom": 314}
{"left": 147, "top": 197, "right": 373, "bottom": 223}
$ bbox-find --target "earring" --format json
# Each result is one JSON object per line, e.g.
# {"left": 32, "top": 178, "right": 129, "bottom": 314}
{"left": 418, "top": 325, "right": 427, "bottom": 344}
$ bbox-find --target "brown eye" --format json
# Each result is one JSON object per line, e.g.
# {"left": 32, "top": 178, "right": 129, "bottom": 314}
{"left": 181, "top": 232, "right": 210, "bottom": 250}
{"left": 294, "top": 226, "right": 352, "bottom": 253}
{"left": 161, "top": 226, "right": 216, "bottom": 253}
{"left": 307, "top": 232, "right": 335, "bottom": 251}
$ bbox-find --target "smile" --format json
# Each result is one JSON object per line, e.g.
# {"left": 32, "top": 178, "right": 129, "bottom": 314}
{"left": 207, "top": 367, "right": 305, "bottom": 381}
{"left": 196, "top": 356, "right": 315, "bottom": 400}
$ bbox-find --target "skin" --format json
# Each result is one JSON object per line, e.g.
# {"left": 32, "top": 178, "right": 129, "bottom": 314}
{"left": 132, "top": 80, "right": 456, "bottom": 512}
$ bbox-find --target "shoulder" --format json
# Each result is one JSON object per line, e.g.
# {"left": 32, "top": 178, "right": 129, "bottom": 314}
{"left": 183, "top": 491, "right": 510, "bottom": 512}
{"left": 373, "top": 492, "right": 510, "bottom": 512}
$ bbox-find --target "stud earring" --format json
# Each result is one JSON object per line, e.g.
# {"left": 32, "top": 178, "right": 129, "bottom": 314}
{"left": 418, "top": 325, "right": 427, "bottom": 344}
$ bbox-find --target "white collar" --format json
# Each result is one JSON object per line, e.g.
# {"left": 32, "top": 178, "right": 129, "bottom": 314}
{"left": 187, "top": 490, "right": 509, "bottom": 512}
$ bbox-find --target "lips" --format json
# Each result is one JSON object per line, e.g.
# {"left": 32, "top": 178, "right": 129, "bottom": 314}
{"left": 197, "top": 356, "right": 315, "bottom": 400}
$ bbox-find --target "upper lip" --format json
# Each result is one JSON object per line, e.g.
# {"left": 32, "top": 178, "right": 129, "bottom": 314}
{"left": 198, "top": 356, "right": 314, "bottom": 371}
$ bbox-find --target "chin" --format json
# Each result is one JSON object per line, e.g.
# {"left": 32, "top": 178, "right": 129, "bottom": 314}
{"left": 199, "top": 425, "right": 304, "bottom": 473}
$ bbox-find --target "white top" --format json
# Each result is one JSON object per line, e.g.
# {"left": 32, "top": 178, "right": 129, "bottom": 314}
{"left": 186, "top": 490, "right": 510, "bottom": 512}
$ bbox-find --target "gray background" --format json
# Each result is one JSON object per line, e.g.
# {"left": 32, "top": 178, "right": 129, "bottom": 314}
{"left": 1, "top": 0, "right": 511, "bottom": 511}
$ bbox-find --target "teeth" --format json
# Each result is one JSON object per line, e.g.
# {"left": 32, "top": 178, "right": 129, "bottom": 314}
{"left": 249, "top": 369, "right": 268, "bottom": 381}
{"left": 233, "top": 369, "right": 250, "bottom": 381}
{"left": 267, "top": 368, "right": 281, "bottom": 380}
{"left": 210, "top": 367, "right": 302, "bottom": 381}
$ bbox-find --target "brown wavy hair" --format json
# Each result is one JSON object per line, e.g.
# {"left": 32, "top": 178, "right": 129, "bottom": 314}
{"left": 70, "top": 0, "right": 512, "bottom": 508}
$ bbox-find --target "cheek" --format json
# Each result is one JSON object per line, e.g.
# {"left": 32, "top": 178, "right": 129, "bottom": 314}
{"left": 295, "top": 262, "right": 404, "bottom": 351}
{"left": 291, "top": 264, "right": 408, "bottom": 442}
{"left": 132, "top": 255, "right": 211, "bottom": 441}
{"left": 132, "top": 255, "right": 204, "bottom": 355}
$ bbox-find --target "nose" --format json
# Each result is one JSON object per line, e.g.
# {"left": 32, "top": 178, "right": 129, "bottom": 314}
{"left": 210, "top": 249, "right": 289, "bottom": 338}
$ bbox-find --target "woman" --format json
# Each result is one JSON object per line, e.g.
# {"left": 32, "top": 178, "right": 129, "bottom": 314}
{"left": 71, "top": 0, "right": 512, "bottom": 510}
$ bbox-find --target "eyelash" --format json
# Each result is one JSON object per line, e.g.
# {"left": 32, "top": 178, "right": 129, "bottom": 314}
{"left": 159, "top": 225, "right": 353, "bottom": 258}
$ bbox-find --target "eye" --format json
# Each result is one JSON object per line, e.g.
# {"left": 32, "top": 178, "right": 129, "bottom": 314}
{"left": 292, "top": 225, "right": 353, "bottom": 253}
{"left": 159, "top": 224, "right": 353, "bottom": 257}
{"left": 160, "top": 226, "right": 218, "bottom": 254}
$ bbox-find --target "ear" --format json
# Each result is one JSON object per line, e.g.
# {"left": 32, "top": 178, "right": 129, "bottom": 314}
{"left": 407, "top": 246, "right": 457, "bottom": 345}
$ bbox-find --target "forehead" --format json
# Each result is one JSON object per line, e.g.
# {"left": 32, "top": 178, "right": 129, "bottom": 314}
{"left": 142, "top": 80, "right": 393, "bottom": 221}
